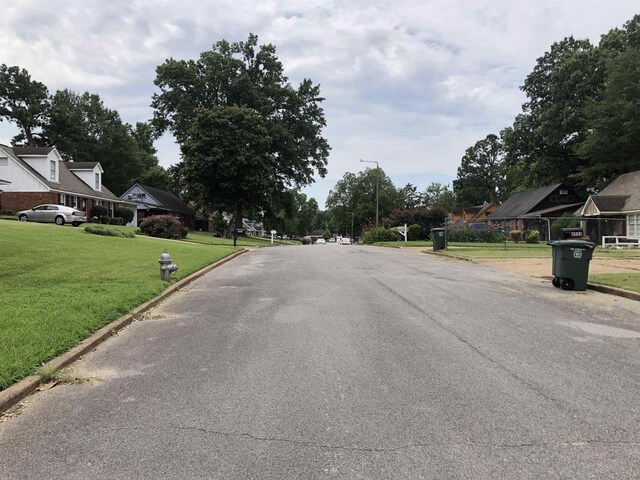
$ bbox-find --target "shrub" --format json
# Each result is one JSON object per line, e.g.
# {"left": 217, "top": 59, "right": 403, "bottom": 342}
{"left": 139, "top": 215, "right": 188, "bottom": 239}
{"left": 91, "top": 204, "right": 108, "bottom": 219}
{"left": 445, "top": 228, "right": 503, "bottom": 243}
{"left": 510, "top": 230, "right": 522, "bottom": 243}
{"left": 300, "top": 236, "right": 311, "bottom": 245}
{"left": 363, "top": 227, "right": 397, "bottom": 244}
{"left": 114, "top": 207, "right": 134, "bottom": 224}
{"left": 0, "top": 214, "right": 17, "bottom": 221}
{"left": 0, "top": 210, "right": 15, "bottom": 216}
{"left": 109, "top": 217, "right": 124, "bottom": 226}
{"left": 100, "top": 216, "right": 110, "bottom": 224}
{"left": 408, "top": 224, "right": 421, "bottom": 241}
{"left": 524, "top": 229, "right": 540, "bottom": 243}
{"left": 84, "top": 225, "right": 136, "bottom": 238}
{"left": 551, "top": 213, "right": 580, "bottom": 237}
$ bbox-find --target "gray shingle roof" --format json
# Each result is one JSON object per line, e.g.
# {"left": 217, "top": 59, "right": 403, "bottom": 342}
{"left": 11, "top": 147, "right": 54, "bottom": 156}
{"left": 590, "top": 196, "right": 630, "bottom": 212}
{"left": 134, "top": 184, "right": 194, "bottom": 215}
{"left": 67, "top": 162, "right": 99, "bottom": 170}
{"left": 596, "top": 171, "right": 640, "bottom": 212}
{"left": 491, "top": 183, "right": 563, "bottom": 219}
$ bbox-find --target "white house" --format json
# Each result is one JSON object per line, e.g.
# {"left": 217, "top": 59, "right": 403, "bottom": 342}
{"left": 0, "top": 145, "right": 135, "bottom": 216}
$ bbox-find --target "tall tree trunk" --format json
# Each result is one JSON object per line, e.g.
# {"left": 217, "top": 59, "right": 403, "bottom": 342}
{"left": 233, "top": 199, "right": 243, "bottom": 247}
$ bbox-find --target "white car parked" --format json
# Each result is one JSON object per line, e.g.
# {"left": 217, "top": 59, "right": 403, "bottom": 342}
{"left": 341, "top": 237, "right": 352, "bottom": 245}
{"left": 316, "top": 238, "right": 326, "bottom": 244}
{"left": 17, "top": 204, "right": 87, "bottom": 226}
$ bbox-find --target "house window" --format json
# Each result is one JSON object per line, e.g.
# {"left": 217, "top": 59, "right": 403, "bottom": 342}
{"left": 50, "top": 160, "right": 56, "bottom": 180}
{"left": 629, "top": 214, "right": 640, "bottom": 237}
{"left": 95, "top": 173, "right": 100, "bottom": 189}
{"left": 58, "top": 193, "right": 66, "bottom": 205}
{"left": 0, "top": 157, "right": 8, "bottom": 166}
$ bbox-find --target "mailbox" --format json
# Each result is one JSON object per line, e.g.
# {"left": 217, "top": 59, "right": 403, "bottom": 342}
{"left": 561, "top": 228, "right": 583, "bottom": 239}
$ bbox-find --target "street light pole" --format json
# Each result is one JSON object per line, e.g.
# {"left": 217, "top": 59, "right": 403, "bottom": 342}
{"left": 359, "top": 159, "right": 379, "bottom": 231}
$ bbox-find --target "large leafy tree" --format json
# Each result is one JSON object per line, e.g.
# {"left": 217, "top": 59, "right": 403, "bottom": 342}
{"left": 500, "top": 37, "right": 602, "bottom": 194}
{"left": 152, "top": 34, "right": 330, "bottom": 224}
{"left": 44, "top": 89, "right": 145, "bottom": 195}
{"left": 577, "top": 47, "right": 640, "bottom": 191}
{"left": 421, "top": 182, "right": 456, "bottom": 210}
{"left": 0, "top": 64, "right": 50, "bottom": 146}
{"left": 453, "top": 134, "right": 504, "bottom": 206}
{"left": 180, "top": 106, "right": 273, "bottom": 244}
{"left": 326, "top": 168, "right": 398, "bottom": 237}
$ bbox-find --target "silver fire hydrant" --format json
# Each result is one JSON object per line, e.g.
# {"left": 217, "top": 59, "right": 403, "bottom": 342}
{"left": 159, "top": 249, "right": 178, "bottom": 282}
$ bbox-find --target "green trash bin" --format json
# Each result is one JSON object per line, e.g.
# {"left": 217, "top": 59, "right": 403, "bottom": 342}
{"left": 548, "top": 240, "right": 596, "bottom": 291}
{"left": 431, "top": 228, "right": 447, "bottom": 251}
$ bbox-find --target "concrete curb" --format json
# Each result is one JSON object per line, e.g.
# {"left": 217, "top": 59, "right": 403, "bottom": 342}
{"left": 0, "top": 249, "right": 248, "bottom": 415}
{"left": 421, "top": 250, "right": 640, "bottom": 302}
{"left": 587, "top": 283, "right": 640, "bottom": 302}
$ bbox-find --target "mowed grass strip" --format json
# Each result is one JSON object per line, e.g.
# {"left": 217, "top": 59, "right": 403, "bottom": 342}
{"left": 590, "top": 273, "right": 640, "bottom": 293}
{"left": 0, "top": 220, "right": 240, "bottom": 390}
{"left": 185, "top": 230, "right": 297, "bottom": 247}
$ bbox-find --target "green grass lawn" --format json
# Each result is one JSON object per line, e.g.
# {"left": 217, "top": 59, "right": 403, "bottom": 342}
{"left": 185, "top": 230, "right": 297, "bottom": 247}
{"left": 0, "top": 220, "right": 240, "bottom": 390}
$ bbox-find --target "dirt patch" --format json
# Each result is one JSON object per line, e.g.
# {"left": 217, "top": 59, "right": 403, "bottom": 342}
{"left": 398, "top": 247, "right": 640, "bottom": 278}
{"left": 475, "top": 258, "right": 640, "bottom": 278}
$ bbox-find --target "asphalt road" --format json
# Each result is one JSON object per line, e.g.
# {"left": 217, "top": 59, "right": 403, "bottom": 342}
{"left": 1, "top": 244, "right": 640, "bottom": 479}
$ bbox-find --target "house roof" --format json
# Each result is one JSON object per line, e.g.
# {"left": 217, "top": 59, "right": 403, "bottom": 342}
{"left": 67, "top": 162, "right": 99, "bottom": 170}
{"left": 523, "top": 202, "right": 585, "bottom": 217}
{"left": 134, "top": 184, "right": 194, "bottom": 215}
{"left": 1, "top": 145, "right": 121, "bottom": 202}
{"left": 491, "top": 183, "right": 563, "bottom": 219}
{"left": 11, "top": 146, "right": 54, "bottom": 156}
{"left": 596, "top": 170, "right": 640, "bottom": 212}
{"left": 589, "top": 195, "right": 630, "bottom": 212}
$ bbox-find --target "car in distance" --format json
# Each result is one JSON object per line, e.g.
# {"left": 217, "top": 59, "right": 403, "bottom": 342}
{"left": 341, "top": 237, "right": 352, "bottom": 245}
{"left": 17, "top": 204, "right": 87, "bottom": 226}
{"left": 316, "top": 238, "right": 326, "bottom": 244}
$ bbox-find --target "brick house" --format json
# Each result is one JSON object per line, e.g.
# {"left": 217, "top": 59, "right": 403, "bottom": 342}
{"left": 448, "top": 203, "right": 498, "bottom": 227}
{"left": 0, "top": 145, "right": 135, "bottom": 216}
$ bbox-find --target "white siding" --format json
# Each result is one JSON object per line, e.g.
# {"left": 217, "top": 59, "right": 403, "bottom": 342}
{"left": 0, "top": 154, "right": 48, "bottom": 192}
{"left": 72, "top": 164, "right": 103, "bottom": 191}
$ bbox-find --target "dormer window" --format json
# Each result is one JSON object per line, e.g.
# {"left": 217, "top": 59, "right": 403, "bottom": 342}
{"left": 95, "top": 173, "right": 100, "bottom": 189}
{"left": 50, "top": 160, "right": 56, "bottom": 180}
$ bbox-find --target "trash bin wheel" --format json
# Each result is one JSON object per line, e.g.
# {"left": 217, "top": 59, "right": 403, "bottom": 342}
{"left": 552, "top": 277, "right": 561, "bottom": 288}
{"left": 561, "top": 278, "right": 575, "bottom": 291}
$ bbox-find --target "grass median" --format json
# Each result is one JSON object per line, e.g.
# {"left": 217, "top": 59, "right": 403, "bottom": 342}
{"left": 0, "top": 220, "right": 240, "bottom": 390}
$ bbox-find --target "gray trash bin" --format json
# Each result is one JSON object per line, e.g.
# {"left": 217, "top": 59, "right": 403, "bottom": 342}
{"left": 548, "top": 240, "right": 596, "bottom": 291}
{"left": 431, "top": 228, "right": 447, "bottom": 251}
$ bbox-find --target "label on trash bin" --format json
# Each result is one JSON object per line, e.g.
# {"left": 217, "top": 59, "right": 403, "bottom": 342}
{"left": 573, "top": 249, "right": 583, "bottom": 259}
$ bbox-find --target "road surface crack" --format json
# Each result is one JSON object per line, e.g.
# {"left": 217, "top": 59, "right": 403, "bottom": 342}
{"left": 155, "top": 425, "right": 640, "bottom": 452}
{"left": 371, "top": 277, "right": 569, "bottom": 410}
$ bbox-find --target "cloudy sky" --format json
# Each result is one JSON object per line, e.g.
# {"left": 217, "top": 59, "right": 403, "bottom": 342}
{"left": 1, "top": 0, "right": 638, "bottom": 206}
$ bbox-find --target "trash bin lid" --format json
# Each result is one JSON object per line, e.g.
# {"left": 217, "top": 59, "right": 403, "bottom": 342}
{"left": 550, "top": 240, "right": 596, "bottom": 248}
{"left": 431, "top": 228, "right": 446, "bottom": 232}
